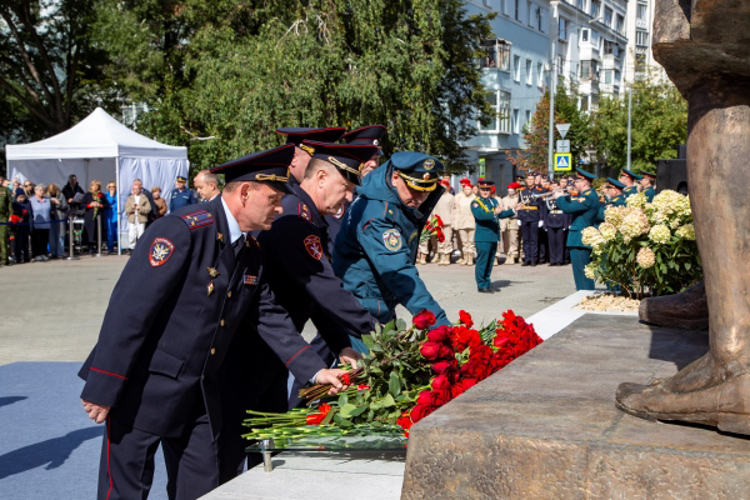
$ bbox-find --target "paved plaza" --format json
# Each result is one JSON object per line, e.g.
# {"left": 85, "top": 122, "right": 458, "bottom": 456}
{"left": 0, "top": 254, "right": 576, "bottom": 499}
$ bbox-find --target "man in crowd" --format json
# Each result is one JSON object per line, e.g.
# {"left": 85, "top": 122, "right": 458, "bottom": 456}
{"left": 124, "top": 179, "right": 152, "bottom": 249}
{"left": 0, "top": 175, "right": 10, "bottom": 266}
{"left": 194, "top": 170, "right": 222, "bottom": 202}
{"left": 553, "top": 168, "right": 601, "bottom": 290}
{"left": 257, "top": 141, "right": 379, "bottom": 409}
{"left": 619, "top": 169, "right": 641, "bottom": 198}
{"left": 641, "top": 172, "right": 657, "bottom": 202}
{"left": 598, "top": 177, "right": 627, "bottom": 222}
{"left": 276, "top": 127, "right": 346, "bottom": 185}
{"left": 169, "top": 175, "right": 196, "bottom": 212}
{"left": 333, "top": 152, "right": 451, "bottom": 327}
{"left": 499, "top": 182, "right": 521, "bottom": 265}
{"left": 517, "top": 173, "right": 545, "bottom": 266}
{"left": 78, "top": 144, "right": 351, "bottom": 499}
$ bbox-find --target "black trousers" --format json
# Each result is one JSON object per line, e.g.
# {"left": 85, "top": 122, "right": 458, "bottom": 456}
{"left": 13, "top": 227, "right": 30, "bottom": 262}
{"left": 538, "top": 228, "right": 548, "bottom": 263}
{"left": 520, "top": 220, "right": 539, "bottom": 263}
{"left": 547, "top": 227, "right": 566, "bottom": 264}
{"left": 31, "top": 228, "right": 49, "bottom": 257}
{"left": 99, "top": 414, "right": 238, "bottom": 500}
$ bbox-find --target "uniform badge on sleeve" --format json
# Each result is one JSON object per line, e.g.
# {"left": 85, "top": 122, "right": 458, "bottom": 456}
{"left": 333, "top": 205, "right": 345, "bottom": 220}
{"left": 382, "top": 229, "right": 403, "bottom": 251}
{"left": 150, "top": 238, "right": 175, "bottom": 267}
{"left": 304, "top": 235, "right": 323, "bottom": 260}
{"left": 244, "top": 275, "right": 258, "bottom": 285}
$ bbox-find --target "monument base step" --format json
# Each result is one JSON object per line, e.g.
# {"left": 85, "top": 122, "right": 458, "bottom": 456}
{"left": 402, "top": 314, "right": 750, "bottom": 499}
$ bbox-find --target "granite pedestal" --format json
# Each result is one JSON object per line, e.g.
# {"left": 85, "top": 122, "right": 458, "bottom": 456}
{"left": 402, "top": 315, "right": 750, "bottom": 499}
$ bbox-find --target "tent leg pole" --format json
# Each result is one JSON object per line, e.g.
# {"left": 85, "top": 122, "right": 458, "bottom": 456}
{"left": 116, "top": 158, "right": 121, "bottom": 256}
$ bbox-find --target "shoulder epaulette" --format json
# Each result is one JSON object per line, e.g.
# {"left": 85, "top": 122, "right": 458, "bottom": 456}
{"left": 179, "top": 210, "right": 214, "bottom": 230}
{"left": 298, "top": 203, "right": 312, "bottom": 223}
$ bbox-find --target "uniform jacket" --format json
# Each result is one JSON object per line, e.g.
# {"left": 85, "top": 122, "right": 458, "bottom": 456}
{"left": 332, "top": 164, "right": 449, "bottom": 326}
{"left": 0, "top": 187, "right": 12, "bottom": 220}
{"left": 78, "top": 196, "right": 307, "bottom": 438}
{"left": 555, "top": 189, "right": 602, "bottom": 249}
{"left": 644, "top": 187, "right": 656, "bottom": 202}
{"left": 258, "top": 186, "right": 375, "bottom": 359}
{"left": 471, "top": 196, "right": 515, "bottom": 243}
{"left": 452, "top": 191, "right": 476, "bottom": 229}
{"left": 124, "top": 194, "right": 152, "bottom": 224}
{"left": 623, "top": 185, "right": 639, "bottom": 199}
{"left": 517, "top": 186, "right": 545, "bottom": 222}
{"left": 499, "top": 194, "right": 520, "bottom": 231}
{"left": 169, "top": 187, "right": 196, "bottom": 212}
{"left": 543, "top": 196, "right": 568, "bottom": 229}
{"left": 430, "top": 191, "right": 454, "bottom": 226}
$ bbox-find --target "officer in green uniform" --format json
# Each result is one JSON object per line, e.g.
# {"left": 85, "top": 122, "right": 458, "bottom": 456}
{"left": 640, "top": 172, "right": 657, "bottom": 202}
{"left": 0, "top": 179, "right": 11, "bottom": 266}
{"left": 619, "top": 169, "right": 642, "bottom": 199}
{"left": 597, "top": 177, "right": 628, "bottom": 222}
{"left": 470, "top": 180, "right": 517, "bottom": 293}
{"left": 553, "top": 168, "right": 602, "bottom": 291}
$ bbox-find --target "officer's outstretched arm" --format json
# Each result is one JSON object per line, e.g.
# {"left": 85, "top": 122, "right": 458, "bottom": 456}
{"left": 80, "top": 219, "right": 191, "bottom": 408}
{"left": 358, "top": 218, "right": 450, "bottom": 326}
{"left": 556, "top": 196, "right": 593, "bottom": 214}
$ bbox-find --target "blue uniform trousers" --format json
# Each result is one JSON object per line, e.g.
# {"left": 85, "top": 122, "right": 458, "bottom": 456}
{"left": 520, "top": 220, "right": 539, "bottom": 263}
{"left": 547, "top": 227, "right": 566, "bottom": 265}
{"left": 570, "top": 248, "right": 595, "bottom": 290}
{"left": 475, "top": 241, "right": 497, "bottom": 290}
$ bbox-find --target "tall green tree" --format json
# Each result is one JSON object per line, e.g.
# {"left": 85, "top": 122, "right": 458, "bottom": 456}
{"left": 93, "top": 0, "right": 495, "bottom": 173}
{"left": 590, "top": 73, "right": 687, "bottom": 175}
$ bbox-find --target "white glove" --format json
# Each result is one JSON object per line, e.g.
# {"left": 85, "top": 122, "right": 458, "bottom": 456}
{"left": 538, "top": 221, "right": 543, "bottom": 228}
{"left": 517, "top": 220, "right": 522, "bottom": 227}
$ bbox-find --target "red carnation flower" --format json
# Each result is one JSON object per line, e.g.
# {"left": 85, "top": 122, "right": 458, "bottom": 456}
{"left": 305, "top": 402, "right": 332, "bottom": 425}
{"left": 413, "top": 310, "right": 436, "bottom": 330}
{"left": 458, "top": 310, "right": 474, "bottom": 329}
{"left": 357, "top": 384, "right": 370, "bottom": 391}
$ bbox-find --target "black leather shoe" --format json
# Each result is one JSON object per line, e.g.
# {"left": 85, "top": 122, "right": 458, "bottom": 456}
{"left": 478, "top": 288, "right": 494, "bottom": 294}
{"left": 521, "top": 261, "right": 530, "bottom": 267}
{"left": 531, "top": 261, "right": 537, "bottom": 267}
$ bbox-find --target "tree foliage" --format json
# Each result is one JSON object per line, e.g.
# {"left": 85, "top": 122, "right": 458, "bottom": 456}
{"left": 590, "top": 73, "right": 687, "bottom": 175}
{"left": 93, "top": 0, "right": 495, "bottom": 173}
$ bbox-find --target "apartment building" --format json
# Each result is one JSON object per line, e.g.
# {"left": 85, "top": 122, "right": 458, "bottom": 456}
{"left": 623, "top": 0, "right": 666, "bottom": 83}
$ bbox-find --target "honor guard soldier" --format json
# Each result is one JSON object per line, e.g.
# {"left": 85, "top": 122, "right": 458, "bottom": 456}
{"left": 553, "top": 168, "right": 602, "bottom": 291}
{"left": 543, "top": 181, "right": 567, "bottom": 266}
{"left": 78, "top": 145, "right": 351, "bottom": 500}
{"left": 333, "top": 151, "right": 450, "bottom": 328}
{"left": 471, "top": 180, "right": 517, "bottom": 293}
{"left": 168, "top": 175, "right": 196, "bottom": 212}
{"left": 598, "top": 177, "right": 628, "bottom": 222}
{"left": 640, "top": 172, "right": 657, "bottom": 202}
{"left": 619, "top": 168, "right": 642, "bottom": 199}
{"left": 517, "top": 172, "right": 545, "bottom": 266}
{"left": 257, "top": 140, "right": 380, "bottom": 408}
{"left": 276, "top": 127, "right": 346, "bottom": 185}
{"left": 325, "top": 125, "right": 386, "bottom": 254}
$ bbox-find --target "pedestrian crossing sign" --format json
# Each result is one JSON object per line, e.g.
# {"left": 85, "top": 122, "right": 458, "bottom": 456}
{"left": 554, "top": 153, "right": 572, "bottom": 171}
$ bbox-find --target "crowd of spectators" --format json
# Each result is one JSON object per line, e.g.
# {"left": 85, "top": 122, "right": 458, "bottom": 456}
{"left": 0, "top": 171, "right": 220, "bottom": 265}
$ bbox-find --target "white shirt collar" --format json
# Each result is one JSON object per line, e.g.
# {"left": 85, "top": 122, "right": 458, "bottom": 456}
{"left": 220, "top": 196, "right": 243, "bottom": 244}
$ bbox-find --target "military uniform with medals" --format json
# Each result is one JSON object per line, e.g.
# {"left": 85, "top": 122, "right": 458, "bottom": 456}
{"left": 543, "top": 193, "right": 567, "bottom": 265}
{"left": 0, "top": 184, "right": 10, "bottom": 265}
{"left": 471, "top": 180, "right": 515, "bottom": 292}
{"left": 517, "top": 181, "right": 545, "bottom": 265}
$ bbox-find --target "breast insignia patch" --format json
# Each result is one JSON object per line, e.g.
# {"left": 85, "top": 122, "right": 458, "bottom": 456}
{"left": 382, "top": 229, "right": 403, "bottom": 251}
{"left": 244, "top": 275, "right": 258, "bottom": 285}
{"left": 298, "top": 203, "right": 312, "bottom": 222}
{"left": 304, "top": 235, "right": 323, "bottom": 260}
{"left": 150, "top": 237, "right": 175, "bottom": 267}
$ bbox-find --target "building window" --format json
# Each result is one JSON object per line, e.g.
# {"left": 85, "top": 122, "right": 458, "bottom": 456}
{"left": 558, "top": 56, "right": 564, "bottom": 75}
{"left": 577, "top": 0, "right": 585, "bottom": 10}
{"left": 526, "top": 59, "right": 532, "bottom": 85}
{"left": 537, "top": 62, "right": 544, "bottom": 86}
{"left": 500, "top": 0, "right": 506, "bottom": 14}
{"left": 580, "top": 60, "right": 598, "bottom": 79}
{"left": 615, "top": 69, "right": 621, "bottom": 84}
{"left": 581, "top": 28, "right": 589, "bottom": 42}
{"left": 635, "top": 53, "right": 646, "bottom": 73}
{"left": 513, "top": 55, "right": 521, "bottom": 81}
{"left": 515, "top": 0, "right": 520, "bottom": 21}
{"left": 482, "top": 0, "right": 490, "bottom": 6}
{"left": 637, "top": 3, "right": 647, "bottom": 21}
{"left": 604, "top": 7, "right": 613, "bottom": 27}
{"left": 513, "top": 109, "right": 520, "bottom": 134}
{"left": 558, "top": 17, "right": 568, "bottom": 40}
{"left": 591, "top": 30, "right": 599, "bottom": 46}
{"left": 479, "top": 90, "right": 512, "bottom": 134}
{"left": 529, "top": 4, "right": 544, "bottom": 31}
{"left": 604, "top": 69, "right": 613, "bottom": 84}
{"left": 636, "top": 30, "right": 649, "bottom": 46}
{"left": 616, "top": 14, "right": 624, "bottom": 33}
{"left": 591, "top": 0, "right": 600, "bottom": 18}
{"left": 525, "top": 110, "right": 531, "bottom": 129}
{"left": 479, "top": 39, "right": 511, "bottom": 70}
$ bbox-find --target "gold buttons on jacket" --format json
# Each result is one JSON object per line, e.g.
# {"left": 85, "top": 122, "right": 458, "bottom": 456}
{"left": 210, "top": 348, "right": 216, "bottom": 355}
{"left": 227, "top": 290, "right": 232, "bottom": 298}
{"left": 220, "top": 319, "right": 225, "bottom": 327}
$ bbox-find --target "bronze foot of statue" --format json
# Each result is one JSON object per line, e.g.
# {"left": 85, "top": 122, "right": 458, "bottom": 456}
{"left": 639, "top": 281, "right": 708, "bottom": 330}
{"left": 616, "top": 353, "right": 750, "bottom": 435}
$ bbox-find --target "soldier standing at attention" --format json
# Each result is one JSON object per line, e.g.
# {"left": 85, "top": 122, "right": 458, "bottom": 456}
{"left": 333, "top": 152, "right": 450, "bottom": 327}
{"left": 543, "top": 180, "right": 567, "bottom": 266}
{"left": 0, "top": 176, "right": 10, "bottom": 266}
{"left": 471, "top": 180, "right": 518, "bottom": 293}
{"left": 78, "top": 145, "right": 352, "bottom": 499}
{"left": 517, "top": 173, "right": 545, "bottom": 266}
{"left": 453, "top": 180, "right": 476, "bottom": 266}
{"left": 552, "top": 168, "right": 602, "bottom": 290}
{"left": 619, "top": 169, "right": 642, "bottom": 199}
{"left": 168, "top": 175, "right": 196, "bottom": 213}
{"left": 640, "top": 172, "right": 657, "bottom": 202}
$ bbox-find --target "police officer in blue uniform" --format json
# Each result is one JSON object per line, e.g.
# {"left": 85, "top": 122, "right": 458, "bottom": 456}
{"left": 553, "top": 168, "right": 602, "bottom": 291}
{"left": 619, "top": 168, "right": 642, "bottom": 199}
{"left": 517, "top": 172, "right": 545, "bottom": 266}
{"left": 169, "top": 175, "right": 196, "bottom": 212}
{"left": 543, "top": 181, "right": 567, "bottom": 266}
{"left": 641, "top": 172, "right": 657, "bottom": 202}
{"left": 471, "top": 180, "right": 517, "bottom": 293}
{"left": 332, "top": 152, "right": 450, "bottom": 328}
{"left": 79, "top": 145, "right": 352, "bottom": 499}
{"left": 597, "top": 177, "right": 628, "bottom": 222}
{"left": 325, "top": 125, "right": 386, "bottom": 254}
{"left": 276, "top": 127, "right": 347, "bottom": 186}
{"left": 257, "top": 140, "right": 380, "bottom": 409}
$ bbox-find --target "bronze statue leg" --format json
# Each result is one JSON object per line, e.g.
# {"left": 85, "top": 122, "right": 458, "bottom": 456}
{"left": 616, "top": 0, "right": 750, "bottom": 434}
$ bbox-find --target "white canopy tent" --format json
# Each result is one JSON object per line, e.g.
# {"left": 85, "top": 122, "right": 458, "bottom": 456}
{"left": 6, "top": 107, "right": 189, "bottom": 254}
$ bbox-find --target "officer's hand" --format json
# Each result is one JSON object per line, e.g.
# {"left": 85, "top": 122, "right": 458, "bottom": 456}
{"left": 82, "top": 399, "right": 110, "bottom": 424}
{"left": 514, "top": 203, "right": 524, "bottom": 212}
{"left": 338, "top": 347, "right": 362, "bottom": 369}
{"left": 552, "top": 191, "right": 563, "bottom": 200}
{"left": 314, "top": 369, "right": 351, "bottom": 395}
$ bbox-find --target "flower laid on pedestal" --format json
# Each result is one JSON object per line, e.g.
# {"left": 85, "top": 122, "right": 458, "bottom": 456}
{"left": 581, "top": 190, "right": 701, "bottom": 299}
{"left": 243, "top": 310, "right": 542, "bottom": 446}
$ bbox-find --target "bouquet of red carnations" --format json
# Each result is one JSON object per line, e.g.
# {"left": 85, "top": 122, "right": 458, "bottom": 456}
{"left": 420, "top": 215, "right": 445, "bottom": 243}
{"left": 243, "top": 310, "right": 542, "bottom": 446}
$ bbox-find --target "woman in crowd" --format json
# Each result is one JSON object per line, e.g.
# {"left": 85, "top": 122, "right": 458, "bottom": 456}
{"left": 82, "top": 180, "right": 108, "bottom": 255}
{"left": 63, "top": 174, "right": 85, "bottom": 212}
{"left": 47, "top": 183, "right": 69, "bottom": 259}
{"left": 151, "top": 187, "right": 168, "bottom": 218}
{"left": 104, "top": 181, "right": 118, "bottom": 254}
{"left": 29, "top": 184, "right": 51, "bottom": 261}
{"left": 12, "top": 189, "right": 31, "bottom": 263}
{"left": 23, "top": 180, "right": 35, "bottom": 199}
